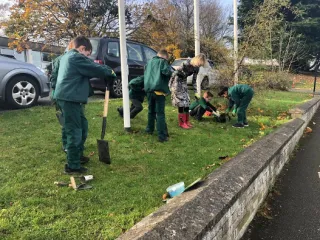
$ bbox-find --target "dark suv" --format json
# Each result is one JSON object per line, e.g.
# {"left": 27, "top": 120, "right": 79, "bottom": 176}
{"left": 88, "top": 37, "right": 157, "bottom": 97}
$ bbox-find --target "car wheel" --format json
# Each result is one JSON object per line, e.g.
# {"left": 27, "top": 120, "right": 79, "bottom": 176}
{"left": 110, "top": 77, "right": 123, "bottom": 98}
{"left": 201, "top": 76, "right": 209, "bottom": 90}
{"left": 6, "top": 75, "right": 39, "bottom": 109}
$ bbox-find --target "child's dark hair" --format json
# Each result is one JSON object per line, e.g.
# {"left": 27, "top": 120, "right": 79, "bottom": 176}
{"left": 73, "top": 36, "right": 92, "bottom": 52}
{"left": 218, "top": 87, "right": 229, "bottom": 97}
{"left": 203, "top": 91, "right": 213, "bottom": 98}
{"left": 157, "top": 49, "right": 169, "bottom": 59}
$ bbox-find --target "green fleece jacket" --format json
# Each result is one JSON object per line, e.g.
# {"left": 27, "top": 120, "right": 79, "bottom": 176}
{"left": 144, "top": 56, "right": 172, "bottom": 94}
{"left": 190, "top": 97, "right": 217, "bottom": 112}
{"left": 129, "top": 76, "right": 145, "bottom": 102}
{"left": 228, "top": 84, "right": 254, "bottom": 109}
{"left": 54, "top": 49, "right": 116, "bottom": 103}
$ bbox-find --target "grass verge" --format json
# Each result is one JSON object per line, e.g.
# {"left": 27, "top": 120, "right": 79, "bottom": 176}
{"left": 0, "top": 90, "right": 312, "bottom": 239}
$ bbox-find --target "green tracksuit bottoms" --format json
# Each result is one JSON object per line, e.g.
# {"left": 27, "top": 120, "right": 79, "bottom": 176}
{"left": 56, "top": 100, "right": 88, "bottom": 169}
{"left": 146, "top": 93, "right": 167, "bottom": 140}
{"left": 237, "top": 89, "right": 254, "bottom": 124}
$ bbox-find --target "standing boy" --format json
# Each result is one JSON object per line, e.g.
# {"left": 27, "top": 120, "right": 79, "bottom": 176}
{"left": 218, "top": 84, "right": 254, "bottom": 128}
{"left": 190, "top": 91, "right": 217, "bottom": 121}
{"left": 144, "top": 49, "right": 172, "bottom": 142}
{"left": 54, "top": 36, "right": 116, "bottom": 174}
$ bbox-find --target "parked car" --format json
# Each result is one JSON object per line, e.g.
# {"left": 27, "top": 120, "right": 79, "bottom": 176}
{"left": 88, "top": 37, "right": 158, "bottom": 98}
{"left": 0, "top": 55, "right": 50, "bottom": 108}
{"left": 171, "top": 58, "right": 218, "bottom": 89}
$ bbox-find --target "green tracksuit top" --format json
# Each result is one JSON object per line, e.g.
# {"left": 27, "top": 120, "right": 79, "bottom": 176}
{"left": 144, "top": 56, "right": 172, "bottom": 94}
{"left": 190, "top": 97, "right": 217, "bottom": 112}
{"left": 50, "top": 55, "right": 63, "bottom": 90}
{"left": 228, "top": 84, "right": 254, "bottom": 109}
{"left": 54, "top": 49, "right": 116, "bottom": 103}
{"left": 129, "top": 76, "right": 145, "bottom": 102}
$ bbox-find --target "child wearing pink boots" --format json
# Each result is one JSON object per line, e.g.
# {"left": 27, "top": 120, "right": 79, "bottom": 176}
{"left": 169, "top": 54, "right": 207, "bottom": 129}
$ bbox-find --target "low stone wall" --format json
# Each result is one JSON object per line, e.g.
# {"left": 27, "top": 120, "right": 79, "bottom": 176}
{"left": 118, "top": 97, "right": 320, "bottom": 240}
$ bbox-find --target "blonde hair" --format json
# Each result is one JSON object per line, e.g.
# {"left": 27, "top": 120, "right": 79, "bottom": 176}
{"left": 190, "top": 53, "right": 207, "bottom": 67}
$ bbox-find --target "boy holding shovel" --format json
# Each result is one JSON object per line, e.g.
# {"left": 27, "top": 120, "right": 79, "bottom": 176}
{"left": 54, "top": 36, "right": 116, "bottom": 174}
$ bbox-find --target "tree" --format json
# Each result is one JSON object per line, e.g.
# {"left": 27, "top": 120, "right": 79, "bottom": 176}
{"left": 2, "top": 0, "right": 133, "bottom": 49}
{"left": 238, "top": 0, "right": 320, "bottom": 71}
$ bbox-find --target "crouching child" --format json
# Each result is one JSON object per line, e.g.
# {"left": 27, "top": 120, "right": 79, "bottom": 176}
{"left": 218, "top": 84, "right": 254, "bottom": 128}
{"left": 117, "top": 76, "right": 145, "bottom": 119}
{"left": 190, "top": 91, "right": 218, "bottom": 120}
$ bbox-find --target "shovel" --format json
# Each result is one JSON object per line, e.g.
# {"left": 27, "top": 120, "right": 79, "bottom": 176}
{"left": 97, "top": 88, "right": 111, "bottom": 164}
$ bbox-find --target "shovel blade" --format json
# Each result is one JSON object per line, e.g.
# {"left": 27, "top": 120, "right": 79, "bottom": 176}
{"left": 97, "top": 139, "right": 111, "bottom": 164}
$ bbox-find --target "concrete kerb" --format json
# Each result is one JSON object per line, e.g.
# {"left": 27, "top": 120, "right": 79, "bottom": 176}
{"left": 118, "top": 96, "right": 320, "bottom": 240}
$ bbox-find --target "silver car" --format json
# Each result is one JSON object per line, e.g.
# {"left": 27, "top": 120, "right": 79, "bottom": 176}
{"left": 0, "top": 55, "right": 50, "bottom": 108}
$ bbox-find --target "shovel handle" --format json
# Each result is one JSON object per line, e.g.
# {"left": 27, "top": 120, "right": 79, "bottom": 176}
{"left": 103, "top": 89, "right": 110, "bottom": 118}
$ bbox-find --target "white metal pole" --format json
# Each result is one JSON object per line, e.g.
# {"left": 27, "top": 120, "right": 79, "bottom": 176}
{"left": 118, "top": 0, "right": 130, "bottom": 130}
{"left": 233, "top": 0, "right": 239, "bottom": 85}
{"left": 194, "top": 0, "right": 200, "bottom": 56}
{"left": 194, "top": 0, "right": 201, "bottom": 96}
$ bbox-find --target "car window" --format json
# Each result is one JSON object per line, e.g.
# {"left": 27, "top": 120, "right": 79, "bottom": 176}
{"left": 172, "top": 59, "right": 185, "bottom": 67}
{"left": 42, "top": 52, "right": 57, "bottom": 62}
{"left": 127, "top": 43, "right": 143, "bottom": 61}
{"left": 90, "top": 39, "right": 99, "bottom": 55}
{"left": 107, "top": 42, "right": 119, "bottom": 57}
{"left": 143, "top": 46, "right": 157, "bottom": 62}
{"left": 31, "top": 51, "right": 42, "bottom": 68}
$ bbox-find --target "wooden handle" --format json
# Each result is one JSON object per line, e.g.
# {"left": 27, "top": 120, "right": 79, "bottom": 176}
{"left": 103, "top": 89, "right": 110, "bottom": 117}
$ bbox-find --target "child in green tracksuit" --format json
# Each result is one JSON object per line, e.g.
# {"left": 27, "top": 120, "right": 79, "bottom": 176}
{"left": 117, "top": 76, "right": 145, "bottom": 119}
{"left": 144, "top": 49, "right": 172, "bottom": 142}
{"left": 50, "top": 41, "right": 74, "bottom": 156}
{"left": 54, "top": 36, "right": 116, "bottom": 174}
{"left": 190, "top": 91, "right": 217, "bottom": 120}
{"left": 218, "top": 84, "right": 254, "bottom": 128}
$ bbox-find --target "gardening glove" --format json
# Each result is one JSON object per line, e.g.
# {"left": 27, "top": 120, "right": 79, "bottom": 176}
{"left": 232, "top": 108, "right": 237, "bottom": 117}
{"left": 214, "top": 110, "right": 220, "bottom": 117}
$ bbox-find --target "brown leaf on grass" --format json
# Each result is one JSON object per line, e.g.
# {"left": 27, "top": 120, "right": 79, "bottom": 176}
{"left": 240, "top": 139, "right": 246, "bottom": 142}
{"left": 162, "top": 193, "right": 169, "bottom": 200}
{"left": 259, "top": 123, "right": 266, "bottom": 131}
{"left": 277, "top": 111, "right": 289, "bottom": 120}
{"left": 304, "top": 127, "right": 312, "bottom": 134}
{"left": 257, "top": 108, "right": 264, "bottom": 113}
{"left": 89, "top": 151, "right": 95, "bottom": 157}
{"left": 203, "top": 163, "right": 216, "bottom": 170}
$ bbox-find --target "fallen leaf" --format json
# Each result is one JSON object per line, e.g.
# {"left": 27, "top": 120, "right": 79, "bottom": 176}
{"left": 162, "top": 193, "right": 169, "bottom": 200}
{"left": 304, "top": 127, "right": 312, "bottom": 134}
{"left": 240, "top": 139, "right": 246, "bottom": 142}
{"left": 89, "top": 151, "right": 95, "bottom": 156}
{"left": 218, "top": 155, "right": 229, "bottom": 160}
{"left": 259, "top": 123, "right": 266, "bottom": 131}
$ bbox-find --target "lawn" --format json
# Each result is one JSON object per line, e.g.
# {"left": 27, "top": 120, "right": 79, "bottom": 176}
{"left": 0, "top": 90, "right": 312, "bottom": 240}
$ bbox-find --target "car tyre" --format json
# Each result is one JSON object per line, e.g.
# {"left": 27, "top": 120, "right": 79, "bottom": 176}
{"left": 6, "top": 75, "right": 39, "bottom": 109}
{"left": 110, "top": 77, "right": 123, "bottom": 98}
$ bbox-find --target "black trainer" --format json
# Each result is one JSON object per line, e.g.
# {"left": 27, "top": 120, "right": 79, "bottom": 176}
{"left": 158, "top": 137, "right": 169, "bottom": 143}
{"left": 80, "top": 156, "right": 90, "bottom": 164}
{"left": 64, "top": 164, "right": 88, "bottom": 174}
{"left": 117, "top": 107, "right": 123, "bottom": 118}
{"left": 232, "top": 123, "right": 244, "bottom": 128}
{"left": 243, "top": 122, "right": 249, "bottom": 127}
